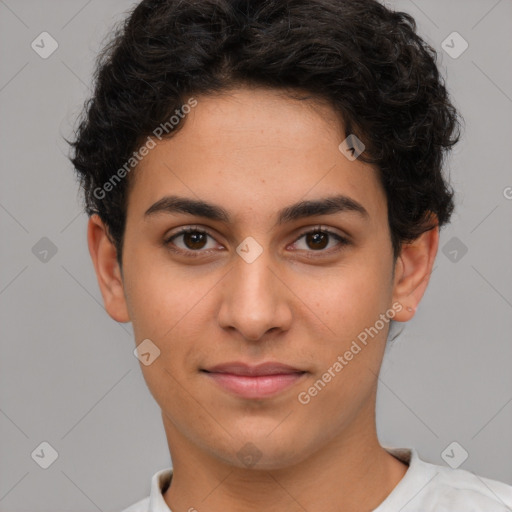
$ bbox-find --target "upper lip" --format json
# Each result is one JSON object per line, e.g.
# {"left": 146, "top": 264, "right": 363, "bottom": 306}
{"left": 203, "top": 362, "right": 305, "bottom": 376}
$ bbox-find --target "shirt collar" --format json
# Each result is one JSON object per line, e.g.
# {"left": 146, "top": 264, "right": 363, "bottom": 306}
{"left": 373, "top": 446, "right": 438, "bottom": 511}
{"left": 147, "top": 467, "right": 173, "bottom": 512}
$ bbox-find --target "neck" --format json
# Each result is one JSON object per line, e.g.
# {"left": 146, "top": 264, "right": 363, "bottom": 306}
{"left": 162, "top": 410, "right": 408, "bottom": 512}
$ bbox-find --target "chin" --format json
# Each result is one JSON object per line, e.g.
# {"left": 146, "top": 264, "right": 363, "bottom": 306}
{"left": 217, "top": 430, "right": 316, "bottom": 471}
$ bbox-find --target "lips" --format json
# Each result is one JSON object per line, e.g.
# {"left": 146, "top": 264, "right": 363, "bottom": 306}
{"left": 202, "top": 361, "right": 307, "bottom": 399}
{"left": 204, "top": 361, "right": 305, "bottom": 376}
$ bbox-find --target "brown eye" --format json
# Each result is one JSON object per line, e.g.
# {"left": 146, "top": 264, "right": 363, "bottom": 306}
{"left": 305, "top": 231, "right": 329, "bottom": 250}
{"left": 291, "top": 227, "right": 350, "bottom": 255}
{"left": 164, "top": 225, "right": 349, "bottom": 260}
{"left": 182, "top": 231, "right": 208, "bottom": 250}
{"left": 164, "top": 227, "right": 219, "bottom": 256}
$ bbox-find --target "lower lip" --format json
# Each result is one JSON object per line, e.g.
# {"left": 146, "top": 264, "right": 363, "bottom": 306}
{"left": 203, "top": 371, "right": 306, "bottom": 399}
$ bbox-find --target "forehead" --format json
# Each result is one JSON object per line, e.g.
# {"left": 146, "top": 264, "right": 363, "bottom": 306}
{"left": 127, "top": 87, "right": 386, "bottom": 226}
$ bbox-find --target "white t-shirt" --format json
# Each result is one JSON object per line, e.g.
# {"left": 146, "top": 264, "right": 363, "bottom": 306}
{"left": 121, "top": 447, "right": 512, "bottom": 511}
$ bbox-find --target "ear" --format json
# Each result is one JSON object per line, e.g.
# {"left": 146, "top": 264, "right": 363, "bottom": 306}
{"left": 87, "top": 214, "right": 131, "bottom": 323}
{"left": 391, "top": 218, "right": 439, "bottom": 322}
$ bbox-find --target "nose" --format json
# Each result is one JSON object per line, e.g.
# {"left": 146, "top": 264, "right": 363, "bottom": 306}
{"left": 217, "top": 249, "right": 293, "bottom": 342}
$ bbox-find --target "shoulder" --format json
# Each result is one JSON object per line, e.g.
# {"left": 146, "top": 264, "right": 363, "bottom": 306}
{"left": 428, "top": 464, "right": 512, "bottom": 511}
{"left": 380, "top": 447, "right": 512, "bottom": 512}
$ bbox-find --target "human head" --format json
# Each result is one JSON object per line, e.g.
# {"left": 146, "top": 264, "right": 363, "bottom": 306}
{"left": 68, "top": 0, "right": 462, "bottom": 476}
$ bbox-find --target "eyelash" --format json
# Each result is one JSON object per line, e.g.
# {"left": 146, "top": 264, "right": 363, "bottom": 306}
{"left": 163, "top": 225, "right": 350, "bottom": 259}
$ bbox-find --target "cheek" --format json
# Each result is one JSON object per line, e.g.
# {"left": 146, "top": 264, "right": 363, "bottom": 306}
{"left": 319, "top": 258, "right": 392, "bottom": 332}
{"left": 297, "top": 269, "right": 392, "bottom": 412}
{"left": 125, "top": 257, "right": 218, "bottom": 385}
{"left": 123, "top": 249, "right": 203, "bottom": 338}
{"left": 305, "top": 252, "right": 394, "bottom": 397}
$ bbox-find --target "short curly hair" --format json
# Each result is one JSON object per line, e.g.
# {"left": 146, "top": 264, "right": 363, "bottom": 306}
{"left": 68, "top": 0, "right": 462, "bottom": 266}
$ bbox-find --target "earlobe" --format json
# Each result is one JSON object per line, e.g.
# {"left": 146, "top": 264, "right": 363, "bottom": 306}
{"left": 87, "top": 214, "right": 131, "bottom": 323}
{"left": 391, "top": 221, "right": 439, "bottom": 322}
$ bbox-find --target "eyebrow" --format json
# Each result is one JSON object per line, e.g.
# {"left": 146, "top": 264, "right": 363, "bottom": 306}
{"left": 144, "top": 194, "right": 369, "bottom": 226}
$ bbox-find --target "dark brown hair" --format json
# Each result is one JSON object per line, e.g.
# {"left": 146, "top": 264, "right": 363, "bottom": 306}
{"left": 68, "top": 0, "right": 462, "bottom": 265}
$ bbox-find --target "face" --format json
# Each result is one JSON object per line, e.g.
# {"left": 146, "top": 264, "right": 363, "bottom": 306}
{"left": 90, "top": 86, "right": 435, "bottom": 470}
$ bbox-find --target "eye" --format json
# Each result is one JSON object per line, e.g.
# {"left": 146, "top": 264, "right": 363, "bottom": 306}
{"left": 290, "top": 225, "right": 350, "bottom": 255}
{"left": 164, "top": 226, "right": 220, "bottom": 257}
{"left": 163, "top": 225, "right": 350, "bottom": 258}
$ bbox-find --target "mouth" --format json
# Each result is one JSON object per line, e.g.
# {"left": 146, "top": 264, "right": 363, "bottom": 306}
{"left": 201, "top": 362, "right": 307, "bottom": 399}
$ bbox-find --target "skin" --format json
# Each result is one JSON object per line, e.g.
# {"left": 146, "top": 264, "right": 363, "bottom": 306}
{"left": 88, "top": 86, "right": 439, "bottom": 512}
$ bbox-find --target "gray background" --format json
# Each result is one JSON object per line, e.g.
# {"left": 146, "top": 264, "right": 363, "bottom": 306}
{"left": 1, "top": 0, "right": 511, "bottom": 510}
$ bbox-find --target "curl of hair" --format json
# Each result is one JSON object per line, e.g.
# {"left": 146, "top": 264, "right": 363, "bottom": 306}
{"left": 68, "top": 0, "right": 462, "bottom": 263}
